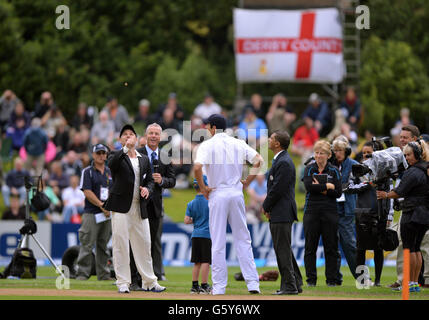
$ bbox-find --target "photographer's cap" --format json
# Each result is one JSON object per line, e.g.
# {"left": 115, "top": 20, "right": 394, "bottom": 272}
{"left": 93, "top": 143, "right": 109, "bottom": 153}
{"left": 119, "top": 124, "right": 137, "bottom": 137}
{"left": 203, "top": 114, "right": 226, "bottom": 130}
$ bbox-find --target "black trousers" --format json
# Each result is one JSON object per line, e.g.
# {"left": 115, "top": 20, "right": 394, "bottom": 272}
{"left": 270, "top": 222, "right": 303, "bottom": 291}
{"left": 303, "top": 210, "right": 339, "bottom": 285}
{"left": 149, "top": 215, "right": 165, "bottom": 279}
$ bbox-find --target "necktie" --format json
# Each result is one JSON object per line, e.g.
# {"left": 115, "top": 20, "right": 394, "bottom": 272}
{"left": 151, "top": 152, "right": 157, "bottom": 173}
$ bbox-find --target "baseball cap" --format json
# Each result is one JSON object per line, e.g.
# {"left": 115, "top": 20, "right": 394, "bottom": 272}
{"left": 202, "top": 114, "right": 226, "bottom": 130}
{"left": 193, "top": 175, "right": 208, "bottom": 190}
{"left": 119, "top": 124, "right": 137, "bottom": 137}
{"left": 93, "top": 143, "right": 109, "bottom": 153}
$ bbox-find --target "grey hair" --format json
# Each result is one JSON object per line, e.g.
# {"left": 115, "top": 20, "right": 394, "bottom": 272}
{"left": 145, "top": 123, "right": 162, "bottom": 134}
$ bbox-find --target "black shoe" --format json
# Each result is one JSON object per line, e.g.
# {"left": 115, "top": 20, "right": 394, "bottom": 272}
{"left": 249, "top": 290, "right": 260, "bottom": 294}
{"left": 307, "top": 282, "right": 316, "bottom": 287}
{"left": 297, "top": 286, "right": 303, "bottom": 293}
{"left": 129, "top": 283, "right": 145, "bottom": 291}
{"left": 326, "top": 282, "right": 338, "bottom": 287}
{"left": 273, "top": 290, "right": 298, "bottom": 295}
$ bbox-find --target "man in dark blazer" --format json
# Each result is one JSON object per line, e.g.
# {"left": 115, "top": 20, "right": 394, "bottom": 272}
{"left": 103, "top": 124, "right": 165, "bottom": 293}
{"left": 262, "top": 131, "right": 303, "bottom": 295}
{"left": 130, "top": 123, "right": 176, "bottom": 289}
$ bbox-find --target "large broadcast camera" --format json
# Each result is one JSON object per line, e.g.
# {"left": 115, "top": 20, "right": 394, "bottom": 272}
{"left": 352, "top": 137, "right": 408, "bottom": 186}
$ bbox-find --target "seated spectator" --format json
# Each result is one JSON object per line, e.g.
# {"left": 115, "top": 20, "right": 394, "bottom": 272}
{"left": 90, "top": 110, "right": 115, "bottom": 146}
{"left": 193, "top": 93, "right": 222, "bottom": 120}
{"left": 158, "top": 107, "right": 181, "bottom": 133}
{"left": 134, "top": 99, "right": 153, "bottom": 130}
{"left": 0, "top": 89, "right": 20, "bottom": 132}
{"left": 237, "top": 106, "right": 268, "bottom": 147}
{"left": 69, "top": 131, "right": 89, "bottom": 155}
{"left": 1, "top": 158, "right": 30, "bottom": 207}
{"left": 155, "top": 92, "right": 185, "bottom": 122}
{"left": 102, "top": 97, "right": 130, "bottom": 134}
{"left": 301, "top": 93, "right": 331, "bottom": 135}
{"left": 34, "top": 91, "right": 56, "bottom": 119}
{"left": 242, "top": 93, "right": 265, "bottom": 120}
{"left": 340, "top": 87, "right": 361, "bottom": 128}
{"left": 48, "top": 160, "right": 70, "bottom": 197}
{"left": 291, "top": 117, "right": 319, "bottom": 165}
{"left": 246, "top": 174, "right": 267, "bottom": 223}
{"left": 61, "top": 175, "right": 85, "bottom": 223}
{"left": 6, "top": 101, "right": 31, "bottom": 151}
{"left": 61, "top": 150, "right": 83, "bottom": 177}
{"left": 2, "top": 192, "right": 26, "bottom": 220}
{"left": 53, "top": 118, "right": 70, "bottom": 158}
{"left": 71, "top": 102, "right": 93, "bottom": 131}
{"left": 41, "top": 104, "right": 67, "bottom": 139}
{"left": 265, "top": 93, "right": 296, "bottom": 134}
{"left": 23, "top": 118, "right": 48, "bottom": 176}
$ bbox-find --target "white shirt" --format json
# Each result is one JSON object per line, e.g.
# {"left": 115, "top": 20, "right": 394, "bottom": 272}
{"left": 123, "top": 148, "right": 143, "bottom": 201}
{"left": 62, "top": 187, "right": 85, "bottom": 207}
{"left": 194, "top": 102, "right": 222, "bottom": 119}
{"left": 195, "top": 133, "right": 258, "bottom": 190}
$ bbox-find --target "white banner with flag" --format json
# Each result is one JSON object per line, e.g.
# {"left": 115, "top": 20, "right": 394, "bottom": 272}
{"left": 234, "top": 8, "right": 345, "bottom": 83}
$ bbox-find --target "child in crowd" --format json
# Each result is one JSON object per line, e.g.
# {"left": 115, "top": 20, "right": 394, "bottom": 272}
{"left": 184, "top": 175, "right": 211, "bottom": 294}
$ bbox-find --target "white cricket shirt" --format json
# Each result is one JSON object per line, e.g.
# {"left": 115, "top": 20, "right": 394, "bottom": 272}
{"left": 194, "top": 132, "right": 258, "bottom": 190}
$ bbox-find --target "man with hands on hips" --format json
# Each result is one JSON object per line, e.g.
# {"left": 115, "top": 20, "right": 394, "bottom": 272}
{"left": 103, "top": 124, "right": 165, "bottom": 294}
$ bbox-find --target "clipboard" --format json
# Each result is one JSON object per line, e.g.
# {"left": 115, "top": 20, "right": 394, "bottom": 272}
{"left": 312, "top": 173, "right": 328, "bottom": 184}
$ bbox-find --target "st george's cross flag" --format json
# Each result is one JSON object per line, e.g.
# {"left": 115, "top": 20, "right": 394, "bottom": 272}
{"left": 233, "top": 8, "right": 346, "bottom": 83}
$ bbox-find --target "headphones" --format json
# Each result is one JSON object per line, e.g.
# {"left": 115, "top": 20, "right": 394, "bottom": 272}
{"left": 408, "top": 141, "right": 422, "bottom": 161}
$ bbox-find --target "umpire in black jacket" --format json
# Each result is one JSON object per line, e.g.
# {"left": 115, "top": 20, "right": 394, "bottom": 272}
{"left": 263, "top": 131, "right": 303, "bottom": 295}
{"left": 130, "top": 123, "right": 176, "bottom": 288}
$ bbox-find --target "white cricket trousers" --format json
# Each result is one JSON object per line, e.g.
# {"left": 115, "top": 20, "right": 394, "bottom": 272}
{"left": 111, "top": 200, "right": 158, "bottom": 289}
{"left": 209, "top": 188, "right": 260, "bottom": 295}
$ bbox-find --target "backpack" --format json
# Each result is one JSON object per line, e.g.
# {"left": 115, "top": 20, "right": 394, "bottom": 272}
{"left": 1, "top": 248, "right": 37, "bottom": 279}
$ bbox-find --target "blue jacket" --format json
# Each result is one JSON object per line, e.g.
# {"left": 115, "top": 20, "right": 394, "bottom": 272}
{"left": 338, "top": 157, "right": 358, "bottom": 216}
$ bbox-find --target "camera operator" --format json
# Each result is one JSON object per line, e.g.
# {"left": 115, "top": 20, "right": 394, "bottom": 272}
{"left": 347, "top": 141, "right": 388, "bottom": 286}
{"left": 376, "top": 140, "right": 429, "bottom": 293}
{"left": 332, "top": 136, "right": 358, "bottom": 283}
{"left": 302, "top": 140, "right": 342, "bottom": 286}
{"left": 388, "top": 124, "right": 421, "bottom": 290}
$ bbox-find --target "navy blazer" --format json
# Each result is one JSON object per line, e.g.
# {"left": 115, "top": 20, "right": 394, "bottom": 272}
{"left": 262, "top": 150, "right": 298, "bottom": 223}
{"left": 103, "top": 149, "right": 154, "bottom": 219}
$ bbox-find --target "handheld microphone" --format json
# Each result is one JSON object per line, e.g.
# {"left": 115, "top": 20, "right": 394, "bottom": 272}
{"left": 152, "top": 158, "right": 160, "bottom": 173}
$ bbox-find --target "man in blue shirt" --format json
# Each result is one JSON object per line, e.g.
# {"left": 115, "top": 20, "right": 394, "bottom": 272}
{"left": 184, "top": 175, "right": 211, "bottom": 294}
{"left": 75, "top": 143, "right": 113, "bottom": 281}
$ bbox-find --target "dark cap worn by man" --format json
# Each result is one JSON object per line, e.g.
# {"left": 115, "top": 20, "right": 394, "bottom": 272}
{"left": 119, "top": 124, "right": 137, "bottom": 137}
{"left": 203, "top": 114, "right": 226, "bottom": 130}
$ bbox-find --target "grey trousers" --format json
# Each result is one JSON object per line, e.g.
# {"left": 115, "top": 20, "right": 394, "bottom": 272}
{"left": 77, "top": 213, "right": 112, "bottom": 280}
{"left": 270, "top": 222, "right": 303, "bottom": 291}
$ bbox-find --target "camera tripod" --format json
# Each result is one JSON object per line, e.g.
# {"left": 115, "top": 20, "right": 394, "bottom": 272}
{"left": 16, "top": 176, "right": 66, "bottom": 279}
